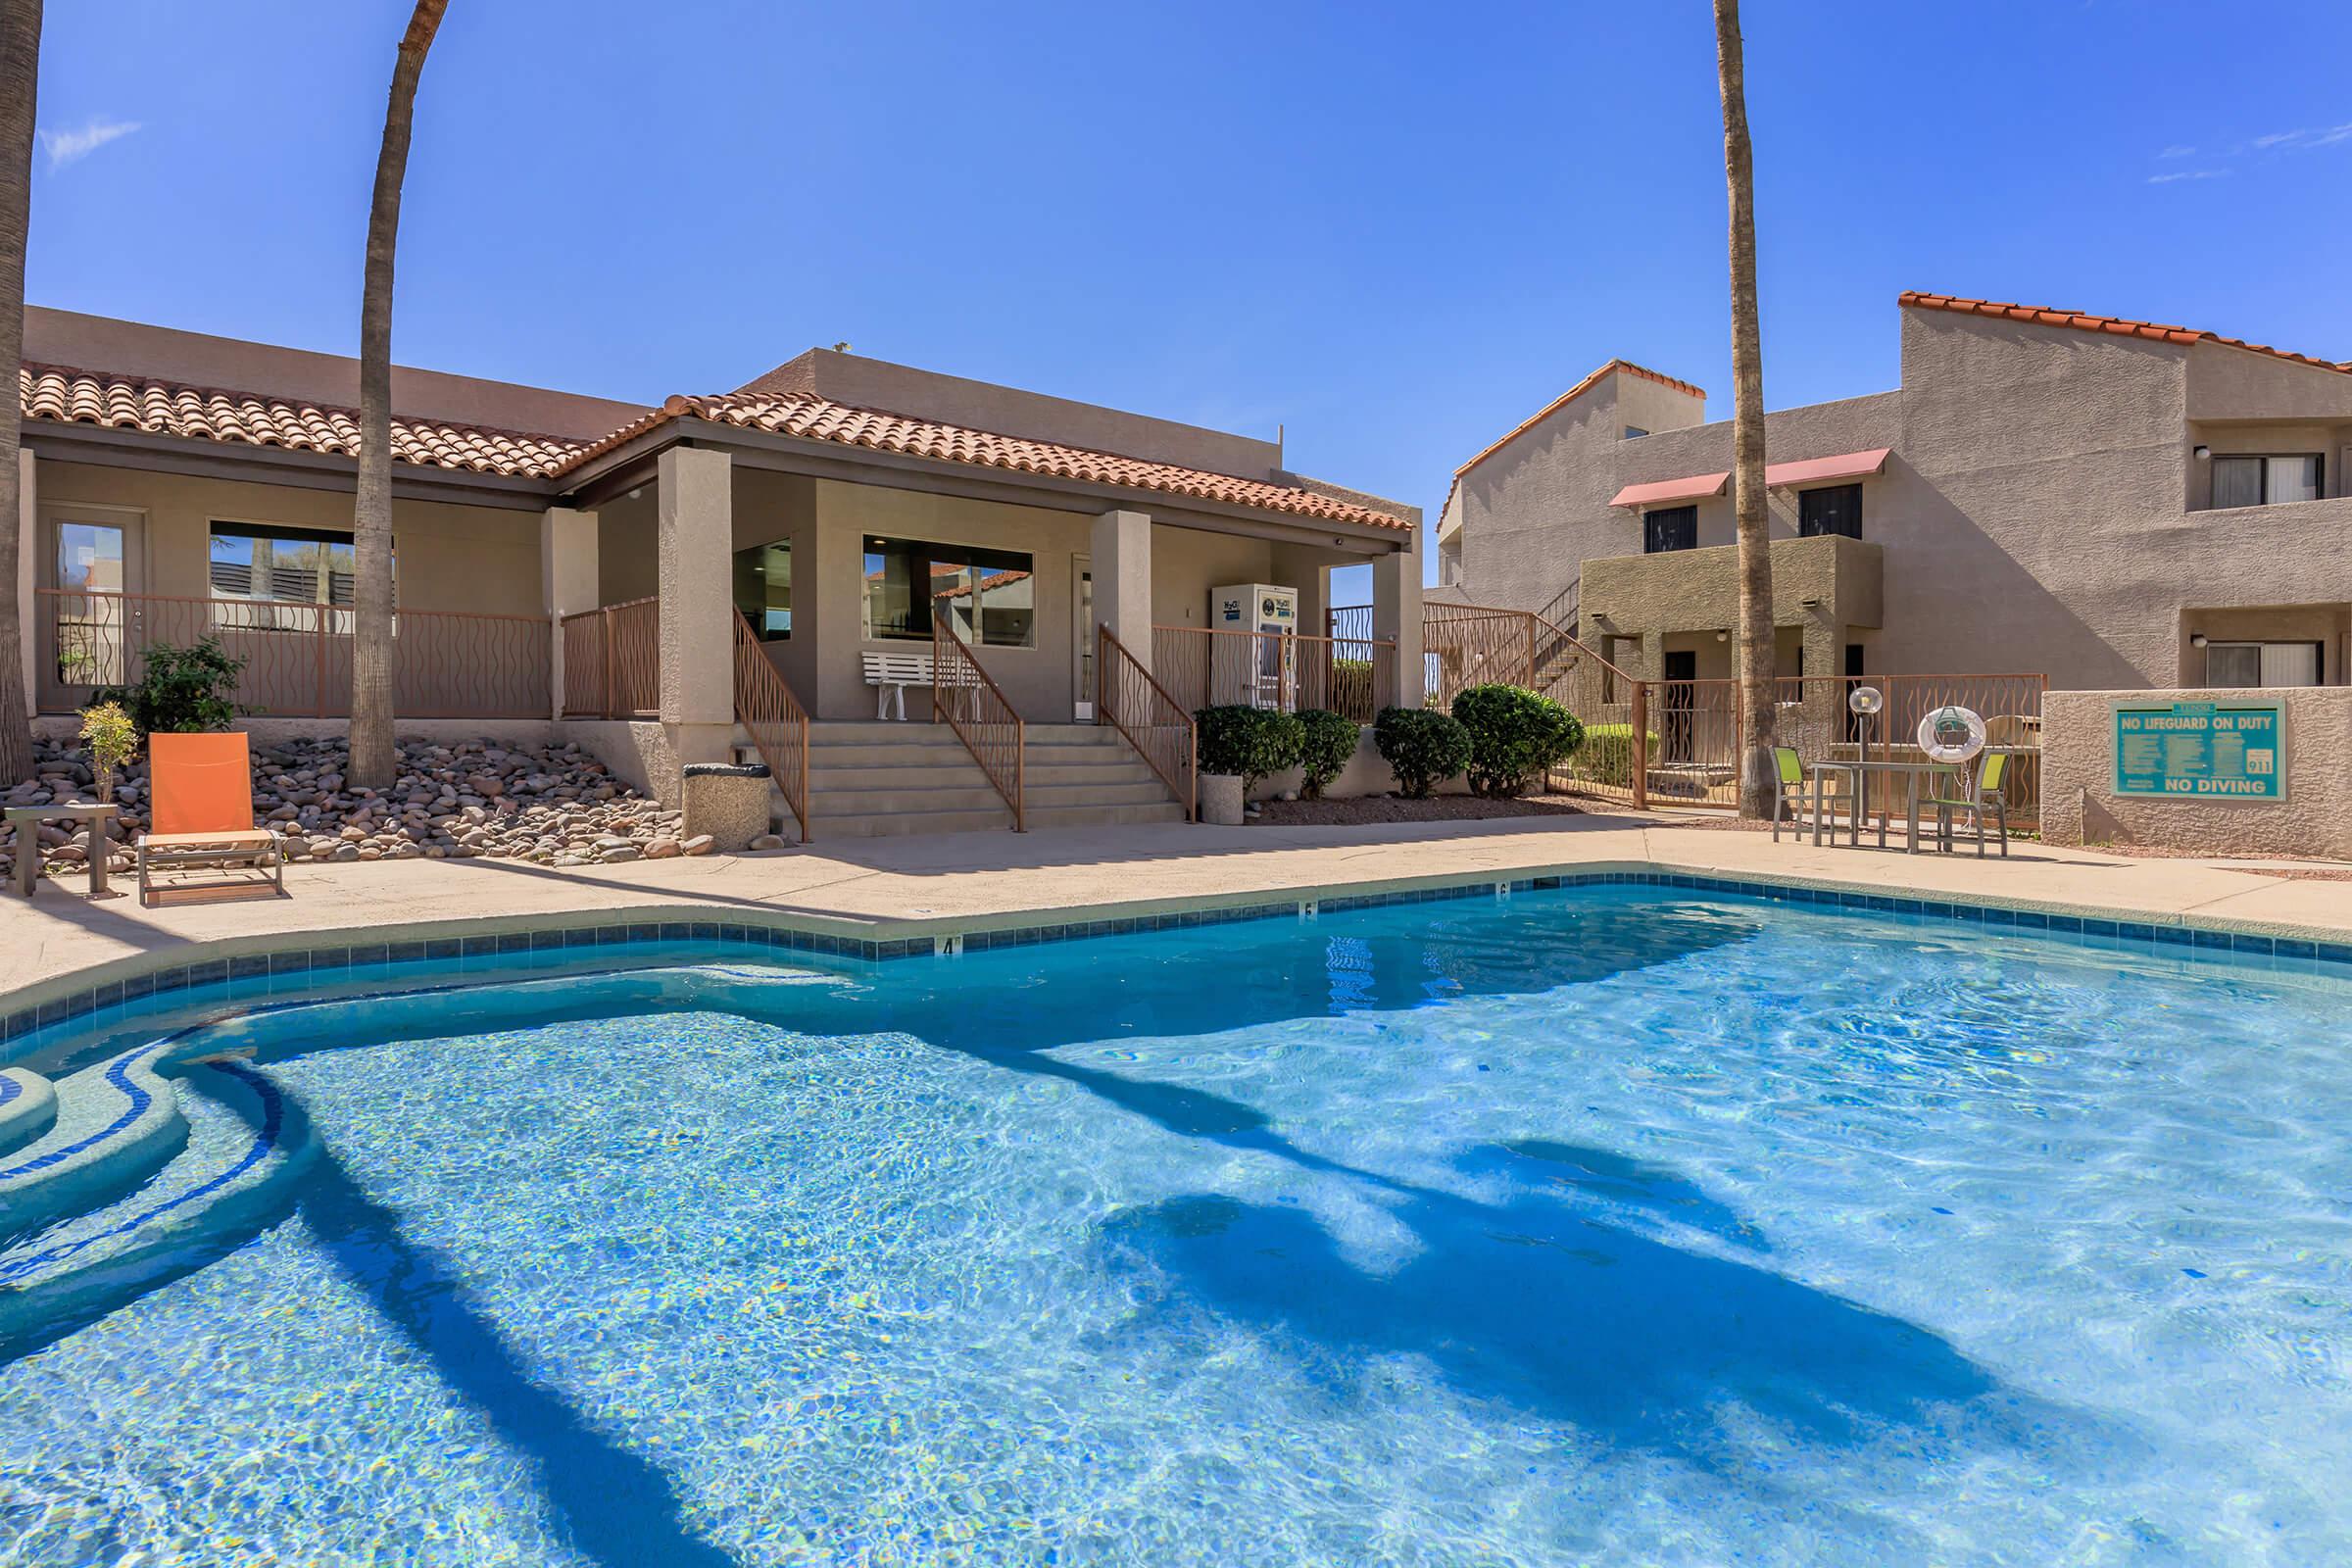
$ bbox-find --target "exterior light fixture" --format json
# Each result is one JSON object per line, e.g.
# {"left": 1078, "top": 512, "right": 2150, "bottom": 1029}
{"left": 2192, "top": 445, "right": 2211, "bottom": 462}
{"left": 2190, "top": 633, "right": 2209, "bottom": 648}
{"left": 1715, "top": 629, "right": 1729, "bottom": 642}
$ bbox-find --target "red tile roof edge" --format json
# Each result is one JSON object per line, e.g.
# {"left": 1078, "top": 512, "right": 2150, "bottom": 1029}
{"left": 1451, "top": 360, "right": 1705, "bottom": 480}
{"left": 554, "top": 390, "right": 1410, "bottom": 532}
{"left": 1899, "top": 292, "right": 2351, "bottom": 376}
{"left": 19, "top": 362, "right": 583, "bottom": 479}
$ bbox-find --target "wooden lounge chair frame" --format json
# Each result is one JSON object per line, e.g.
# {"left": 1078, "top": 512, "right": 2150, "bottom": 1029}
{"left": 136, "top": 733, "right": 287, "bottom": 905}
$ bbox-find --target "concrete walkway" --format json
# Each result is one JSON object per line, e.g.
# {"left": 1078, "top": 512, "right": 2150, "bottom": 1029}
{"left": 4, "top": 808, "right": 2346, "bottom": 1011}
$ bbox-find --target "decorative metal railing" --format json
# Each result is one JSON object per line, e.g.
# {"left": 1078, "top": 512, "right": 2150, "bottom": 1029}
{"left": 36, "top": 587, "right": 549, "bottom": 719}
{"left": 1097, "top": 625, "right": 1196, "bottom": 819}
{"left": 559, "top": 596, "right": 660, "bottom": 719}
{"left": 932, "top": 618, "right": 1026, "bottom": 830}
{"left": 1151, "top": 624, "right": 1395, "bottom": 723}
{"left": 730, "top": 610, "right": 811, "bottom": 842}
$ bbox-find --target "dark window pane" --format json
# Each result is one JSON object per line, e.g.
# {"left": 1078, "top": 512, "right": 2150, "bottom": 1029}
{"left": 2211, "top": 457, "right": 2263, "bottom": 510}
{"left": 1797, "top": 483, "right": 1863, "bottom": 539}
{"left": 1642, "top": 507, "right": 1696, "bottom": 554}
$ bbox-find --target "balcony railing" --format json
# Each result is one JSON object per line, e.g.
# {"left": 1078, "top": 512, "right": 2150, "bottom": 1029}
{"left": 559, "top": 597, "right": 661, "bottom": 719}
{"left": 1152, "top": 624, "right": 1396, "bottom": 723}
{"left": 36, "top": 587, "right": 550, "bottom": 720}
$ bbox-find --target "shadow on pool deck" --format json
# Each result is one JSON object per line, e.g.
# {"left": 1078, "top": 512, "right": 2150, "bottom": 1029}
{"left": 293, "top": 1134, "right": 740, "bottom": 1568}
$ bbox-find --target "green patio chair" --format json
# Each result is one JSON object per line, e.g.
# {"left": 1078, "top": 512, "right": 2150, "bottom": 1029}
{"left": 1924, "top": 750, "right": 2010, "bottom": 858}
{"left": 1769, "top": 746, "right": 1805, "bottom": 842}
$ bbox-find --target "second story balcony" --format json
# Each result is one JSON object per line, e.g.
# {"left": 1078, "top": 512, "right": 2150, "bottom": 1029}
{"left": 1579, "top": 532, "right": 1885, "bottom": 638}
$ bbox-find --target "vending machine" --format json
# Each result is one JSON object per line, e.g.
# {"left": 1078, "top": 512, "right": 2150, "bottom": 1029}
{"left": 1208, "top": 583, "right": 1300, "bottom": 709}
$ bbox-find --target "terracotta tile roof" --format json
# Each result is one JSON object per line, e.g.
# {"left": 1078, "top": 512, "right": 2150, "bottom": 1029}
{"left": 558, "top": 391, "right": 1411, "bottom": 531}
{"left": 1899, "top": 292, "right": 2352, "bottom": 376}
{"left": 1452, "top": 360, "right": 1706, "bottom": 480}
{"left": 19, "top": 363, "right": 583, "bottom": 478}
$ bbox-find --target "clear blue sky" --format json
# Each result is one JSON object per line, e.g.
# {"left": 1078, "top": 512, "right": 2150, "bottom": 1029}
{"left": 24, "top": 0, "right": 2352, "bottom": 598}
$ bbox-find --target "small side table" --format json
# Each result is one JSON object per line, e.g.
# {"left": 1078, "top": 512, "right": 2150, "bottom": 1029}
{"left": 6, "top": 802, "right": 122, "bottom": 899}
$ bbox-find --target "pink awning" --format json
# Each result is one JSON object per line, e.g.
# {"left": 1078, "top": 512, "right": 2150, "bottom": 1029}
{"left": 1609, "top": 471, "right": 1729, "bottom": 509}
{"left": 1764, "top": 447, "right": 1891, "bottom": 487}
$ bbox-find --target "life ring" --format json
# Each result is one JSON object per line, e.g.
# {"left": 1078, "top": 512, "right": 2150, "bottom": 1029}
{"left": 1916, "top": 705, "right": 1986, "bottom": 764}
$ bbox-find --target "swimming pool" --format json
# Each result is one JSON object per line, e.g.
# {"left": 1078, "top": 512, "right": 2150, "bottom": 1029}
{"left": 3, "top": 883, "right": 2350, "bottom": 1565}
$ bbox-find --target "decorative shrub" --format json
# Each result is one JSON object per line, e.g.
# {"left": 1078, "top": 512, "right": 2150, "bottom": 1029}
{"left": 1195, "top": 705, "right": 1305, "bottom": 794}
{"left": 1570, "top": 723, "right": 1659, "bottom": 788}
{"left": 95, "top": 636, "right": 246, "bottom": 734}
{"left": 1294, "top": 710, "right": 1361, "bottom": 800}
{"left": 78, "top": 701, "right": 139, "bottom": 804}
{"left": 1450, "top": 683, "right": 1585, "bottom": 798}
{"left": 1373, "top": 707, "right": 1472, "bottom": 799}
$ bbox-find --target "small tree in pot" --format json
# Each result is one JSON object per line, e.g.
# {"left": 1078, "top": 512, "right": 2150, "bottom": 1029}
{"left": 1194, "top": 705, "right": 1303, "bottom": 825}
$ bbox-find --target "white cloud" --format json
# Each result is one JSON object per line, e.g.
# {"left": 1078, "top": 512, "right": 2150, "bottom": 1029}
{"left": 2147, "top": 169, "right": 2229, "bottom": 183}
{"left": 2158, "top": 144, "right": 2196, "bottom": 159}
{"left": 2251, "top": 128, "right": 2307, "bottom": 149}
{"left": 38, "top": 117, "right": 140, "bottom": 170}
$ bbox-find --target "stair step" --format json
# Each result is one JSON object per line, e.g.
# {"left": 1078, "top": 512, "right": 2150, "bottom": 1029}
{"left": 0, "top": 1057, "right": 314, "bottom": 1345}
{"left": 0, "top": 1044, "right": 189, "bottom": 1245}
{"left": 812, "top": 784, "right": 1014, "bottom": 814}
{"left": 815, "top": 806, "right": 1015, "bottom": 838}
{"left": 1025, "top": 803, "right": 1190, "bottom": 829}
{"left": 0, "top": 1070, "right": 56, "bottom": 1160}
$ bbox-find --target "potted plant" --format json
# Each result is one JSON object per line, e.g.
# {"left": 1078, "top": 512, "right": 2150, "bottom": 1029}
{"left": 1194, "top": 705, "right": 1304, "bottom": 825}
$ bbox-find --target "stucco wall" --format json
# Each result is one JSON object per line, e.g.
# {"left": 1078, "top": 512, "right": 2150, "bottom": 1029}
{"left": 35, "top": 460, "right": 543, "bottom": 615}
{"left": 1451, "top": 309, "right": 2352, "bottom": 692}
{"left": 2040, "top": 686, "right": 2352, "bottom": 858}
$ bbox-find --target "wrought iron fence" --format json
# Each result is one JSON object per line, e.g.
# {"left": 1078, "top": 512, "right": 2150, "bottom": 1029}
{"left": 36, "top": 587, "right": 550, "bottom": 719}
{"left": 933, "top": 618, "right": 1026, "bottom": 830}
{"left": 731, "top": 609, "right": 811, "bottom": 842}
{"left": 559, "top": 596, "right": 661, "bottom": 719}
{"left": 1152, "top": 624, "right": 1395, "bottom": 723}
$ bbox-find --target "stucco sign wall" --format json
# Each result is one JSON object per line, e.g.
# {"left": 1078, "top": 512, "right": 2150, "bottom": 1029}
{"left": 2113, "top": 701, "right": 2283, "bottom": 801}
{"left": 2042, "top": 686, "right": 2350, "bottom": 859}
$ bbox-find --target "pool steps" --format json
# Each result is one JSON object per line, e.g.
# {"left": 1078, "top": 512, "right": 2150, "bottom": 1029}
{"left": 0, "top": 1069, "right": 56, "bottom": 1158}
{"left": 0, "top": 1044, "right": 315, "bottom": 1344}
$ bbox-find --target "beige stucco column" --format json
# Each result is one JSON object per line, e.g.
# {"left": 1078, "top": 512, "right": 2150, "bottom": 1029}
{"left": 15, "top": 450, "right": 34, "bottom": 716}
{"left": 1372, "top": 542, "right": 1423, "bottom": 710}
{"left": 539, "top": 505, "right": 599, "bottom": 721}
{"left": 658, "top": 447, "right": 734, "bottom": 773}
{"left": 1090, "top": 508, "right": 1152, "bottom": 675}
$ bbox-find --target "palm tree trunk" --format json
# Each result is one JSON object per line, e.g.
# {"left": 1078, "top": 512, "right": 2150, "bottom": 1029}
{"left": 1715, "top": 0, "right": 1777, "bottom": 818}
{"left": 0, "top": 0, "right": 42, "bottom": 787}
{"left": 348, "top": 0, "right": 449, "bottom": 790}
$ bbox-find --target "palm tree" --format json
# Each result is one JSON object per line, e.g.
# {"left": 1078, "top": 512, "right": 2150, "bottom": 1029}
{"left": 0, "top": 0, "right": 41, "bottom": 787}
{"left": 348, "top": 0, "right": 449, "bottom": 790}
{"left": 1714, "top": 0, "right": 1777, "bottom": 818}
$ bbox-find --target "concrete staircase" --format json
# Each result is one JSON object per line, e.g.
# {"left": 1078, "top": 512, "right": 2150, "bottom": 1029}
{"left": 737, "top": 720, "right": 1188, "bottom": 839}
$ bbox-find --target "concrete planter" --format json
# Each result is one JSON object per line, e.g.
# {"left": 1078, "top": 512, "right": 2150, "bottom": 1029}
{"left": 681, "top": 762, "right": 773, "bottom": 853}
{"left": 1198, "top": 773, "right": 1246, "bottom": 826}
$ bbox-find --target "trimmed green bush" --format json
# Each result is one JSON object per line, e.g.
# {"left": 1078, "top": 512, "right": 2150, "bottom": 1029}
{"left": 1195, "top": 705, "right": 1305, "bottom": 794}
{"left": 94, "top": 636, "right": 246, "bottom": 734}
{"left": 1570, "top": 723, "right": 1659, "bottom": 788}
{"left": 1295, "top": 710, "right": 1360, "bottom": 800}
{"left": 1373, "top": 706, "right": 1472, "bottom": 799}
{"left": 1450, "top": 682, "right": 1585, "bottom": 798}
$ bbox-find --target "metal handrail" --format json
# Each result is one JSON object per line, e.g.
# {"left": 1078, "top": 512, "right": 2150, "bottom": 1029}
{"left": 1097, "top": 624, "right": 1197, "bottom": 820}
{"left": 931, "top": 619, "right": 1025, "bottom": 831}
{"left": 730, "top": 609, "right": 812, "bottom": 843}
{"left": 1149, "top": 622, "right": 1396, "bottom": 722}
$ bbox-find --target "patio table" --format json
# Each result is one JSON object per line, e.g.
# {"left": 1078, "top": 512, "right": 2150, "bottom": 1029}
{"left": 7, "top": 801, "right": 122, "bottom": 899}
{"left": 1809, "top": 749, "right": 2033, "bottom": 855}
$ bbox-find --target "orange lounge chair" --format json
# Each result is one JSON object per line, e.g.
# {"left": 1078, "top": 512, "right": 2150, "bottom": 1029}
{"left": 136, "top": 733, "right": 286, "bottom": 905}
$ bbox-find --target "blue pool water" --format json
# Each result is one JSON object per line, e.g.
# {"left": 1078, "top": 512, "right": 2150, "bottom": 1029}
{"left": 5, "top": 886, "right": 2352, "bottom": 1565}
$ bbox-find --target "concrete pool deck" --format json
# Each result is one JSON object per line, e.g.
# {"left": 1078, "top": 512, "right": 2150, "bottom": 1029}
{"left": 3, "top": 808, "right": 2347, "bottom": 1022}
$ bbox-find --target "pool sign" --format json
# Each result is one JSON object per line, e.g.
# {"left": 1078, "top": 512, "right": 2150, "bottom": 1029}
{"left": 2113, "top": 701, "right": 2285, "bottom": 801}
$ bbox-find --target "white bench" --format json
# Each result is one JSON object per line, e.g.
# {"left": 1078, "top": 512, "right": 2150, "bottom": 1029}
{"left": 861, "top": 649, "right": 980, "bottom": 719}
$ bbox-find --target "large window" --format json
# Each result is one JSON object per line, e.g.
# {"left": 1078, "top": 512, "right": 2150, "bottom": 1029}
{"left": 1642, "top": 507, "right": 1696, "bottom": 554}
{"left": 862, "top": 536, "right": 1035, "bottom": 646}
{"left": 1797, "top": 483, "right": 1863, "bottom": 539}
{"left": 209, "top": 524, "right": 366, "bottom": 606}
{"left": 2211, "top": 454, "right": 2322, "bottom": 509}
{"left": 2208, "top": 641, "right": 2322, "bottom": 688}
{"left": 732, "top": 539, "right": 793, "bottom": 641}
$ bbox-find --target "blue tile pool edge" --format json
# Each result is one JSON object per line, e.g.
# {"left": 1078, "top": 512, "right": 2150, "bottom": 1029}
{"left": 6, "top": 863, "right": 2350, "bottom": 1052}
